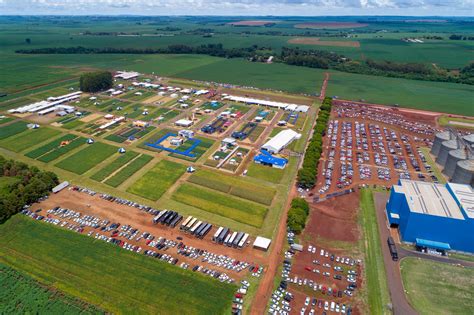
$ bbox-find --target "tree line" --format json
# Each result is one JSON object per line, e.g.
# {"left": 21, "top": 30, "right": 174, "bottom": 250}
{"left": 80, "top": 71, "right": 113, "bottom": 93}
{"left": 0, "top": 156, "right": 59, "bottom": 223}
{"left": 287, "top": 198, "right": 310, "bottom": 234}
{"left": 15, "top": 44, "right": 474, "bottom": 85}
{"left": 297, "top": 97, "right": 332, "bottom": 189}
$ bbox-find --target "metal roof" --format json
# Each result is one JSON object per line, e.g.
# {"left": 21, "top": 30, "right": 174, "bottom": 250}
{"left": 447, "top": 182, "right": 474, "bottom": 219}
{"left": 394, "top": 180, "right": 464, "bottom": 220}
{"left": 253, "top": 236, "right": 271, "bottom": 250}
{"left": 416, "top": 238, "right": 451, "bottom": 250}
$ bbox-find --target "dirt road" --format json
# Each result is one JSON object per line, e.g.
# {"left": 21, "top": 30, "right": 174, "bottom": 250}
{"left": 319, "top": 72, "right": 329, "bottom": 101}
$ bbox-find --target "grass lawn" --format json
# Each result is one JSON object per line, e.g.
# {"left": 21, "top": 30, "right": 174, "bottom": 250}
{"left": 359, "top": 189, "right": 391, "bottom": 314}
{"left": 0, "top": 127, "right": 61, "bottom": 153}
{"left": 246, "top": 162, "right": 285, "bottom": 184}
{"left": 438, "top": 115, "right": 474, "bottom": 130}
{"left": 401, "top": 257, "right": 474, "bottom": 315}
{"left": 55, "top": 142, "right": 117, "bottom": 175}
{"left": 172, "top": 183, "right": 268, "bottom": 227}
{"left": 419, "top": 147, "right": 447, "bottom": 184}
{"left": 0, "top": 262, "right": 103, "bottom": 314}
{"left": 0, "top": 121, "right": 28, "bottom": 140}
{"left": 0, "top": 215, "right": 235, "bottom": 315}
{"left": 105, "top": 154, "right": 153, "bottom": 188}
{"left": 127, "top": 159, "right": 185, "bottom": 200}
{"left": 188, "top": 169, "right": 276, "bottom": 205}
{"left": 0, "top": 176, "right": 20, "bottom": 195}
{"left": 90, "top": 151, "right": 139, "bottom": 182}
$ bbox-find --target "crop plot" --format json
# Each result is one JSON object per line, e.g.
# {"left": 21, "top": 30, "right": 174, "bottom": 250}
{"left": 246, "top": 162, "right": 285, "bottom": 184}
{"left": 105, "top": 124, "right": 155, "bottom": 143}
{"left": 104, "top": 154, "right": 153, "bottom": 187}
{"left": 172, "top": 183, "right": 268, "bottom": 227}
{"left": 0, "top": 127, "right": 61, "bottom": 153}
{"left": 206, "top": 145, "right": 249, "bottom": 172}
{"left": 127, "top": 159, "right": 185, "bottom": 200}
{"left": 90, "top": 151, "right": 139, "bottom": 182}
{"left": 119, "top": 90, "right": 155, "bottom": 102}
{"left": 201, "top": 101, "right": 225, "bottom": 111}
{"left": 56, "top": 142, "right": 117, "bottom": 174}
{"left": 37, "top": 136, "right": 86, "bottom": 163}
{"left": 25, "top": 134, "right": 77, "bottom": 159}
{"left": 0, "top": 121, "right": 28, "bottom": 139}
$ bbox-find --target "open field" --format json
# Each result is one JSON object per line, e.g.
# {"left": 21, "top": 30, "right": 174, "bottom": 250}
{"left": 172, "top": 183, "right": 268, "bottom": 227}
{"left": 0, "top": 263, "right": 103, "bottom": 314}
{"left": 105, "top": 154, "right": 153, "bottom": 187}
{"left": 294, "top": 22, "right": 369, "bottom": 29}
{"left": 37, "top": 136, "right": 86, "bottom": 163}
{"left": 401, "top": 257, "right": 474, "bottom": 315}
{"left": 246, "top": 163, "right": 285, "bottom": 184}
{"left": 0, "top": 121, "right": 28, "bottom": 139}
{"left": 187, "top": 169, "right": 276, "bottom": 205}
{"left": 55, "top": 142, "right": 117, "bottom": 174}
{"left": 90, "top": 151, "right": 139, "bottom": 182}
{"left": 359, "top": 189, "right": 391, "bottom": 314}
{"left": 127, "top": 159, "right": 185, "bottom": 200}
{"left": 0, "top": 127, "right": 61, "bottom": 153}
{"left": 25, "top": 134, "right": 76, "bottom": 159}
{"left": 0, "top": 215, "right": 235, "bottom": 314}
{"left": 288, "top": 37, "right": 360, "bottom": 47}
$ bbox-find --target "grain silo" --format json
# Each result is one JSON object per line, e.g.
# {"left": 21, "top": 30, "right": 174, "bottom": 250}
{"left": 451, "top": 159, "right": 474, "bottom": 186}
{"left": 431, "top": 131, "right": 451, "bottom": 156}
{"left": 443, "top": 149, "right": 469, "bottom": 178}
{"left": 435, "top": 140, "right": 459, "bottom": 167}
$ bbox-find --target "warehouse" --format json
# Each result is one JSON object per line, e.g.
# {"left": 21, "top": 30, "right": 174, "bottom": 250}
{"left": 262, "top": 129, "right": 301, "bottom": 154}
{"left": 175, "top": 119, "right": 194, "bottom": 127}
{"left": 223, "top": 95, "right": 306, "bottom": 111}
{"left": 386, "top": 179, "right": 474, "bottom": 253}
{"left": 253, "top": 236, "right": 271, "bottom": 251}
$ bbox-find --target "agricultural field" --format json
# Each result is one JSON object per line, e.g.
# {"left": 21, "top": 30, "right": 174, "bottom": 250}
{"left": 36, "top": 136, "right": 86, "bottom": 163}
{"left": 0, "top": 127, "right": 61, "bottom": 153}
{"left": 104, "top": 154, "right": 153, "bottom": 187}
{"left": 172, "top": 183, "right": 268, "bottom": 227}
{"left": 401, "top": 257, "right": 474, "bottom": 315}
{"left": 0, "top": 263, "right": 103, "bottom": 314}
{"left": 25, "top": 134, "right": 77, "bottom": 159}
{"left": 127, "top": 159, "right": 185, "bottom": 200}
{"left": 246, "top": 162, "right": 285, "bottom": 184}
{"left": 0, "top": 121, "right": 28, "bottom": 139}
{"left": 0, "top": 215, "right": 236, "bottom": 314}
{"left": 90, "top": 151, "right": 139, "bottom": 182}
{"left": 55, "top": 142, "right": 117, "bottom": 174}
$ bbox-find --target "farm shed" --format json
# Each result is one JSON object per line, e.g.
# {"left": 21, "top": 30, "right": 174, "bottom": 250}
{"left": 222, "top": 137, "right": 237, "bottom": 147}
{"left": 254, "top": 153, "right": 288, "bottom": 169}
{"left": 253, "top": 236, "right": 271, "bottom": 251}
{"left": 52, "top": 181, "right": 69, "bottom": 193}
{"left": 114, "top": 71, "right": 140, "bottom": 80}
{"left": 222, "top": 95, "right": 306, "bottom": 111}
{"left": 262, "top": 129, "right": 301, "bottom": 154}
{"left": 175, "top": 119, "right": 194, "bottom": 127}
{"left": 386, "top": 180, "right": 474, "bottom": 253}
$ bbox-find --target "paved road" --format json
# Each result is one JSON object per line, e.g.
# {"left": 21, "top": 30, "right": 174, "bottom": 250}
{"left": 373, "top": 192, "right": 417, "bottom": 315}
{"left": 398, "top": 244, "right": 474, "bottom": 268}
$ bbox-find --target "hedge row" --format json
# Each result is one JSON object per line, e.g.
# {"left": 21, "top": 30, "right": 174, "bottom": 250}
{"left": 287, "top": 198, "right": 310, "bottom": 234}
{"left": 297, "top": 97, "right": 332, "bottom": 189}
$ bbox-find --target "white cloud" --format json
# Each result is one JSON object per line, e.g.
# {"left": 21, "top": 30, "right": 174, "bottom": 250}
{"left": 1, "top": 0, "right": 473, "bottom": 15}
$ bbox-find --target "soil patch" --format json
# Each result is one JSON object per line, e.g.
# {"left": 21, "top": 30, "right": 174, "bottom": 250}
{"left": 227, "top": 20, "right": 276, "bottom": 26}
{"left": 288, "top": 37, "right": 360, "bottom": 48}
{"left": 294, "top": 22, "right": 368, "bottom": 29}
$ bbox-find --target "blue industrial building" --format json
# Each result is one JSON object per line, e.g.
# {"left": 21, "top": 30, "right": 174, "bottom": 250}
{"left": 253, "top": 150, "right": 288, "bottom": 169}
{"left": 386, "top": 180, "right": 474, "bottom": 254}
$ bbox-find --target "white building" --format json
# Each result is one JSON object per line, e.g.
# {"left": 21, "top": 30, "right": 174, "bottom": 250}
{"left": 253, "top": 236, "right": 271, "bottom": 251}
{"left": 114, "top": 71, "right": 140, "bottom": 80}
{"left": 222, "top": 95, "right": 307, "bottom": 111}
{"left": 175, "top": 119, "right": 194, "bottom": 127}
{"left": 262, "top": 129, "right": 301, "bottom": 154}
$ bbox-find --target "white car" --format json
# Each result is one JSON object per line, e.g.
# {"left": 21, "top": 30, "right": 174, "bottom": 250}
{"left": 305, "top": 297, "right": 310, "bottom": 306}
{"left": 324, "top": 301, "right": 329, "bottom": 311}
{"left": 300, "top": 307, "right": 306, "bottom": 315}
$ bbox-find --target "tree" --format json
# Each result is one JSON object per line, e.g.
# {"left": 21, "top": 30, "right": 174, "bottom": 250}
{"left": 25, "top": 38, "right": 31, "bottom": 44}
{"left": 80, "top": 71, "right": 113, "bottom": 93}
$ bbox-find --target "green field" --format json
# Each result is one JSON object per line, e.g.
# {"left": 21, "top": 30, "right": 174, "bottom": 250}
{"left": 127, "top": 159, "right": 185, "bottom": 200}
{"left": 0, "top": 121, "right": 28, "bottom": 139}
{"left": 105, "top": 154, "right": 153, "bottom": 187}
{"left": 401, "top": 257, "right": 474, "bottom": 315}
{"left": 0, "top": 263, "right": 103, "bottom": 314}
{"left": 0, "top": 215, "right": 235, "bottom": 314}
{"left": 37, "top": 136, "right": 86, "bottom": 163}
{"left": 246, "top": 162, "right": 285, "bottom": 184}
{"left": 90, "top": 151, "right": 139, "bottom": 182}
{"left": 0, "top": 127, "right": 61, "bottom": 153}
{"left": 188, "top": 169, "right": 276, "bottom": 205}
{"left": 55, "top": 142, "right": 117, "bottom": 174}
{"left": 172, "top": 183, "right": 268, "bottom": 227}
{"left": 359, "top": 189, "right": 391, "bottom": 314}
{"left": 25, "top": 134, "right": 76, "bottom": 159}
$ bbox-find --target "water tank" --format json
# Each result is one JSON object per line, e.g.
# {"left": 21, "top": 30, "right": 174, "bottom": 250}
{"left": 463, "top": 134, "right": 474, "bottom": 147}
{"left": 435, "top": 140, "right": 458, "bottom": 167}
{"left": 443, "top": 149, "right": 468, "bottom": 178}
{"left": 431, "top": 131, "right": 451, "bottom": 156}
{"left": 451, "top": 159, "right": 474, "bottom": 186}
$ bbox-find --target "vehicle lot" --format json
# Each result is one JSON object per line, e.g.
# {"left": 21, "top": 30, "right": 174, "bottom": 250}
{"left": 27, "top": 188, "right": 269, "bottom": 282}
{"left": 315, "top": 105, "right": 439, "bottom": 196}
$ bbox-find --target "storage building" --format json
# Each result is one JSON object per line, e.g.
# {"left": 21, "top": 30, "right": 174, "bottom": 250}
{"left": 253, "top": 236, "right": 272, "bottom": 251}
{"left": 262, "top": 129, "right": 301, "bottom": 154}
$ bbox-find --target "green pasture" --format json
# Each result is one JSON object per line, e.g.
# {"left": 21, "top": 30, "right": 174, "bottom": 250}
{"left": 105, "top": 154, "right": 153, "bottom": 187}
{"left": 90, "top": 151, "right": 139, "bottom": 182}
{"left": 172, "top": 183, "right": 268, "bottom": 227}
{"left": 127, "top": 159, "right": 185, "bottom": 200}
{"left": 0, "top": 263, "right": 103, "bottom": 315}
{"left": 0, "top": 127, "right": 60, "bottom": 153}
{"left": 188, "top": 169, "right": 276, "bottom": 205}
{"left": 55, "top": 142, "right": 117, "bottom": 174}
{"left": 0, "top": 215, "right": 235, "bottom": 315}
{"left": 246, "top": 162, "right": 285, "bottom": 184}
{"left": 25, "top": 134, "right": 76, "bottom": 159}
{"left": 401, "top": 257, "right": 474, "bottom": 315}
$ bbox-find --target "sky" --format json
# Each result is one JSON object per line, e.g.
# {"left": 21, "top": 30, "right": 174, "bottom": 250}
{"left": 1, "top": 0, "right": 473, "bottom": 16}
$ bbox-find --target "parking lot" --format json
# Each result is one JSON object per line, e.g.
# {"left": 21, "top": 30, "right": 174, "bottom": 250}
{"left": 26, "top": 187, "right": 269, "bottom": 283}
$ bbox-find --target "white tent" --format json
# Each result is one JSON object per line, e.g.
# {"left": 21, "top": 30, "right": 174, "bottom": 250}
{"left": 262, "top": 129, "right": 301, "bottom": 154}
{"left": 253, "top": 236, "right": 271, "bottom": 251}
